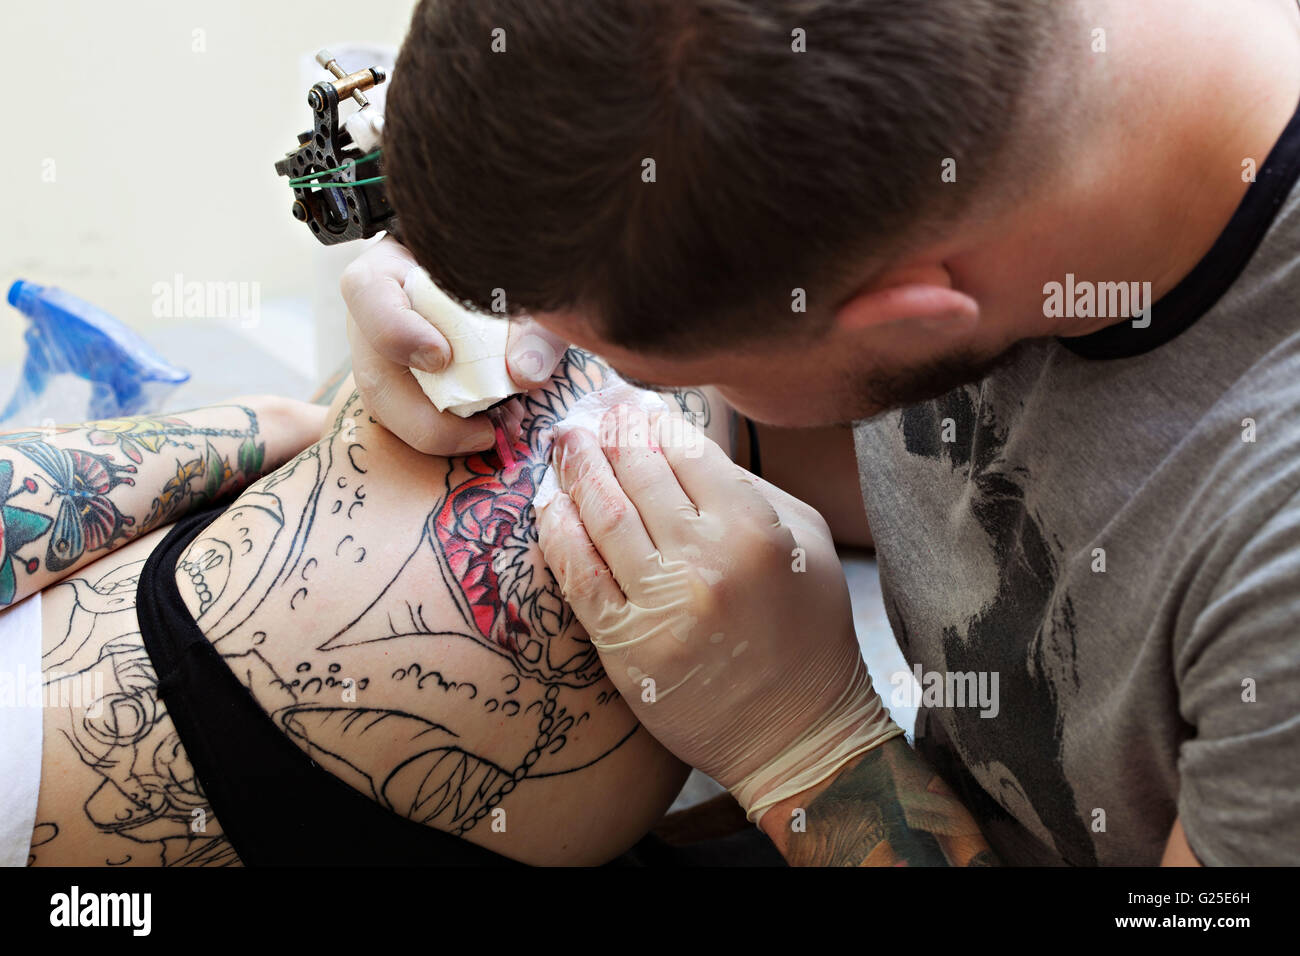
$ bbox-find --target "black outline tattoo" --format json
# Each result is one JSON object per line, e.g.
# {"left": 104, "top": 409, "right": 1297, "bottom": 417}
{"left": 170, "top": 350, "right": 708, "bottom": 842}
{"left": 39, "top": 560, "right": 238, "bottom": 866}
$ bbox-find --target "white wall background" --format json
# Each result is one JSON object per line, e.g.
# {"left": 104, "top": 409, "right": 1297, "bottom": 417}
{"left": 0, "top": 0, "right": 417, "bottom": 395}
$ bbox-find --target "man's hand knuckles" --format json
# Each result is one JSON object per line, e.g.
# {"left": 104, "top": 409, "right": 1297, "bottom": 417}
{"left": 338, "top": 263, "right": 365, "bottom": 299}
{"left": 568, "top": 480, "right": 628, "bottom": 534}
{"left": 368, "top": 314, "right": 413, "bottom": 354}
{"left": 727, "top": 523, "right": 791, "bottom": 565}
{"left": 561, "top": 570, "right": 605, "bottom": 609}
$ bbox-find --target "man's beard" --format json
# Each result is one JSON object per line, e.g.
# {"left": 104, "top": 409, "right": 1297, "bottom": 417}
{"left": 851, "top": 340, "right": 1032, "bottom": 419}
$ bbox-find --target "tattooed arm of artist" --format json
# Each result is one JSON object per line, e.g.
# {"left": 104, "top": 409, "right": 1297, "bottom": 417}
{"left": 0, "top": 396, "right": 326, "bottom": 608}
{"left": 759, "top": 737, "right": 998, "bottom": 866}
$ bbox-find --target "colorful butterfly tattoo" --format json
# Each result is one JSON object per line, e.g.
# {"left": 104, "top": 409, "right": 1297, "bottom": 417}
{"left": 15, "top": 441, "right": 138, "bottom": 571}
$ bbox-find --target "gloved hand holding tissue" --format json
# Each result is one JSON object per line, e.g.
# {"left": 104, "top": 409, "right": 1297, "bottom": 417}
{"left": 535, "top": 405, "right": 904, "bottom": 826}
{"left": 402, "top": 266, "right": 518, "bottom": 418}
{"left": 341, "top": 236, "right": 569, "bottom": 456}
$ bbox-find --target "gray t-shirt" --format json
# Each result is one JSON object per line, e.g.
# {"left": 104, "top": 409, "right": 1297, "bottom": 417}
{"left": 853, "top": 123, "right": 1300, "bottom": 865}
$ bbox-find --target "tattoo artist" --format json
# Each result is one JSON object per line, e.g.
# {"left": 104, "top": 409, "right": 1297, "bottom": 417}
{"left": 339, "top": 0, "right": 1300, "bottom": 866}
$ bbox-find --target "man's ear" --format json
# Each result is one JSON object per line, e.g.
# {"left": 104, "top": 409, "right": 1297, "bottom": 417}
{"left": 832, "top": 264, "right": 979, "bottom": 338}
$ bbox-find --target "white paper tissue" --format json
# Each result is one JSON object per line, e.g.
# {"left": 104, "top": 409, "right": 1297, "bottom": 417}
{"left": 533, "top": 383, "right": 670, "bottom": 510}
{"left": 404, "top": 266, "right": 520, "bottom": 417}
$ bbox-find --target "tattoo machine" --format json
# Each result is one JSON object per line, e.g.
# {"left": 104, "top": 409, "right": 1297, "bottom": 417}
{"left": 275, "top": 49, "right": 523, "bottom": 465}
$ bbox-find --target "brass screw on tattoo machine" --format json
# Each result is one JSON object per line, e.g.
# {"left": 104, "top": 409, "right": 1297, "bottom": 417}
{"left": 276, "top": 49, "right": 525, "bottom": 466}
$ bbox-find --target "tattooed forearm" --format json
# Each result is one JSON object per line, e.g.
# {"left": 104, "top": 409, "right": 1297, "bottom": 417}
{"left": 778, "top": 737, "right": 998, "bottom": 866}
{"left": 0, "top": 405, "right": 268, "bottom": 606}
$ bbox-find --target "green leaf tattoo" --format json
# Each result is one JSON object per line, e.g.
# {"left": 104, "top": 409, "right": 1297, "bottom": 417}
{"left": 0, "top": 460, "right": 53, "bottom": 604}
{"left": 237, "top": 437, "right": 265, "bottom": 478}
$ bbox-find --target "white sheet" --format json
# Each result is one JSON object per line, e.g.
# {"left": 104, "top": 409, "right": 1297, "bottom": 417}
{"left": 0, "top": 592, "right": 43, "bottom": 866}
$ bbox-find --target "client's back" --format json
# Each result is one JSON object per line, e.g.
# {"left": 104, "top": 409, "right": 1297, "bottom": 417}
{"left": 33, "top": 350, "right": 722, "bottom": 865}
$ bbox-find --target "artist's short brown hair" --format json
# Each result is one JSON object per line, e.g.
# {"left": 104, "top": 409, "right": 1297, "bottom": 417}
{"left": 385, "top": 0, "right": 1062, "bottom": 354}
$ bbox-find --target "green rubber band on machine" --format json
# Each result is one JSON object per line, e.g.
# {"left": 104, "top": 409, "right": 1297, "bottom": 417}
{"left": 288, "top": 149, "right": 383, "bottom": 185}
{"left": 294, "top": 176, "right": 387, "bottom": 189}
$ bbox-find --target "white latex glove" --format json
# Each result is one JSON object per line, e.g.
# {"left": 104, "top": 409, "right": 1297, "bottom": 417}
{"left": 340, "top": 236, "right": 569, "bottom": 455}
{"left": 535, "top": 404, "right": 903, "bottom": 824}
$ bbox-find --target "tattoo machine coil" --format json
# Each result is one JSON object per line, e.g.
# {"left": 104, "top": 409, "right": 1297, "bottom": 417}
{"left": 275, "top": 49, "right": 395, "bottom": 245}
{"left": 276, "top": 50, "right": 523, "bottom": 462}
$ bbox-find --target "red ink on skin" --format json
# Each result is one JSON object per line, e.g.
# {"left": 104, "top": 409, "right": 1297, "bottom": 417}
{"left": 429, "top": 359, "right": 618, "bottom": 685}
{"left": 493, "top": 422, "right": 516, "bottom": 468}
{"left": 431, "top": 437, "right": 603, "bottom": 685}
{"left": 488, "top": 407, "right": 517, "bottom": 469}
{"left": 435, "top": 449, "right": 536, "bottom": 651}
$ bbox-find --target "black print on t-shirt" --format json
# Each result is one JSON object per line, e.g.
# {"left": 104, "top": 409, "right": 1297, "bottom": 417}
{"left": 898, "top": 386, "right": 1097, "bottom": 866}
